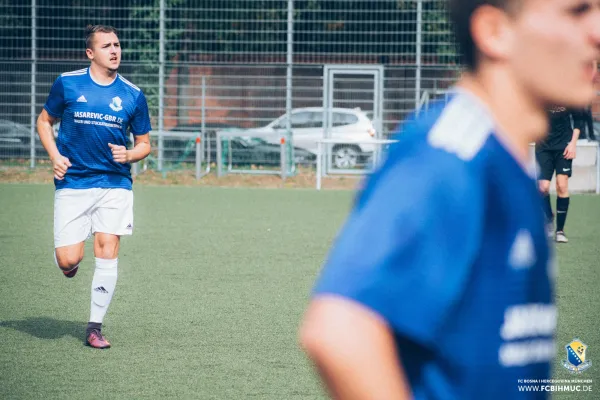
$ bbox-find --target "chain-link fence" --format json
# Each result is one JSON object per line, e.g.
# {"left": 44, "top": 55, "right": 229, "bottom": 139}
{"left": 1, "top": 0, "right": 463, "bottom": 174}
{"left": 2, "top": 1, "right": 599, "bottom": 174}
{"left": 7, "top": 0, "right": 596, "bottom": 182}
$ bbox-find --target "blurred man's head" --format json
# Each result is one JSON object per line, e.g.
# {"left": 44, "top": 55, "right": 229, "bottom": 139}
{"left": 85, "top": 25, "right": 121, "bottom": 72}
{"left": 449, "top": 0, "right": 600, "bottom": 108}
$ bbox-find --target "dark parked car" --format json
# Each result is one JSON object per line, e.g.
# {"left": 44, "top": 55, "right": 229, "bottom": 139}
{"left": 163, "top": 122, "right": 239, "bottom": 162}
{"left": 0, "top": 119, "right": 33, "bottom": 158}
{"left": 219, "top": 136, "right": 316, "bottom": 166}
{"left": 165, "top": 122, "right": 316, "bottom": 166}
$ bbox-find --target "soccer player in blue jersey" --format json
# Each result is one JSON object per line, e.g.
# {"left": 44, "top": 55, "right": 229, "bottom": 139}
{"left": 36, "top": 25, "right": 151, "bottom": 349}
{"left": 299, "top": 1, "right": 600, "bottom": 399}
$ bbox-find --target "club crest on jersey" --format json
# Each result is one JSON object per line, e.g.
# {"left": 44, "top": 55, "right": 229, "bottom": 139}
{"left": 109, "top": 96, "right": 123, "bottom": 112}
{"left": 562, "top": 338, "right": 592, "bottom": 373}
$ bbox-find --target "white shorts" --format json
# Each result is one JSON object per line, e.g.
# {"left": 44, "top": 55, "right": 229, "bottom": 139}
{"left": 54, "top": 188, "right": 134, "bottom": 248}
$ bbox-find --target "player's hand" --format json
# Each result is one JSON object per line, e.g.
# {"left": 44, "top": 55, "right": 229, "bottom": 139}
{"left": 52, "top": 155, "right": 71, "bottom": 180}
{"left": 564, "top": 142, "right": 577, "bottom": 160}
{"left": 108, "top": 143, "right": 130, "bottom": 164}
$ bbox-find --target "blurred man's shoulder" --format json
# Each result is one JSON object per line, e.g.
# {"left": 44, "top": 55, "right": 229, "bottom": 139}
{"left": 391, "top": 90, "right": 495, "bottom": 164}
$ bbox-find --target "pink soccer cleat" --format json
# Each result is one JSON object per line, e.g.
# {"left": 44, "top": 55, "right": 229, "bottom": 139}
{"left": 86, "top": 330, "right": 111, "bottom": 349}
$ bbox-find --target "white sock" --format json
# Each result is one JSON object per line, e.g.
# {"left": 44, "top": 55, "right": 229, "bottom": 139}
{"left": 89, "top": 257, "right": 118, "bottom": 324}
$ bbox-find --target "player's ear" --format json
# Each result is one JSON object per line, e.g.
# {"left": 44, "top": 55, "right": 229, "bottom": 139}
{"left": 471, "top": 5, "right": 515, "bottom": 64}
{"left": 86, "top": 48, "right": 94, "bottom": 61}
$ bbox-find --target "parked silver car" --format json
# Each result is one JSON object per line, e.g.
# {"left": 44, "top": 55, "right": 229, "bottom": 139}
{"left": 237, "top": 107, "right": 378, "bottom": 169}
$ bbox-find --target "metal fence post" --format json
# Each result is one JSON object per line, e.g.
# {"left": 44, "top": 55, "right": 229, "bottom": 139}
{"left": 197, "top": 77, "right": 207, "bottom": 180}
{"left": 157, "top": 0, "right": 165, "bottom": 171}
{"left": 316, "top": 141, "right": 322, "bottom": 190}
{"left": 30, "top": 0, "right": 37, "bottom": 169}
{"left": 415, "top": 0, "right": 423, "bottom": 112}
{"left": 596, "top": 142, "right": 599, "bottom": 194}
{"left": 281, "top": 0, "right": 294, "bottom": 180}
{"left": 216, "top": 131, "right": 223, "bottom": 178}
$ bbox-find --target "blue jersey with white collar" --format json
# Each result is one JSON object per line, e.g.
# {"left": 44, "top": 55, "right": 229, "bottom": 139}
{"left": 44, "top": 68, "right": 151, "bottom": 190}
{"left": 313, "top": 90, "right": 556, "bottom": 399}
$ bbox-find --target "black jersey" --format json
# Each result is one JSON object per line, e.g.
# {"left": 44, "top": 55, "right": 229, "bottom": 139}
{"left": 537, "top": 107, "right": 584, "bottom": 151}
{"left": 581, "top": 106, "right": 596, "bottom": 140}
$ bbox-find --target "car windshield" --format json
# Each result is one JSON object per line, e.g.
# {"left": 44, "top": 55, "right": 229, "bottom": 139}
{"left": 232, "top": 137, "right": 260, "bottom": 147}
{"left": 250, "top": 137, "right": 268, "bottom": 145}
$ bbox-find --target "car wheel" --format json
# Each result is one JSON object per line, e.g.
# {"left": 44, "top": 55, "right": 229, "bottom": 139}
{"left": 332, "top": 145, "right": 360, "bottom": 169}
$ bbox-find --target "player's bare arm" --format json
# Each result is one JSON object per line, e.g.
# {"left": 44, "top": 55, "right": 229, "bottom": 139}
{"left": 564, "top": 128, "right": 580, "bottom": 160}
{"left": 37, "top": 108, "right": 71, "bottom": 180}
{"left": 108, "top": 133, "right": 151, "bottom": 164}
{"left": 300, "top": 296, "right": 412, "bottom": 400}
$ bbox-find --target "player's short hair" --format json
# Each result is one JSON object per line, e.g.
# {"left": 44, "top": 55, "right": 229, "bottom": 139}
{"left": 448, "top": 0, "right": 520, "bottom": 70}
{"left": 85, "top": 24, "right": 118, "bottom": 49}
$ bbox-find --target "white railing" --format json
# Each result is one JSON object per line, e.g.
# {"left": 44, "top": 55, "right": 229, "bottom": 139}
{"left": 316, "top": 138, "right": 398, "bottom": 190}
{"left": 138, "top": 130, "right": 210, "bottom": 180}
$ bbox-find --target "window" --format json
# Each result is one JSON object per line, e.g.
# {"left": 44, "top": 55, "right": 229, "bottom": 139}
{"left": 290, "top": 112, "right": 313, "bottom": 128}
{"left": 0, "top": 123, "right": 12, "bottom": 136}
{"left": 309, "top": 112, "right": 324, "bottom": 128}
{"left": 332, "top": 112, "right": 358, "bottom": 127}
{"left": 274, "top": 112, "right": 313, "bottom": 129}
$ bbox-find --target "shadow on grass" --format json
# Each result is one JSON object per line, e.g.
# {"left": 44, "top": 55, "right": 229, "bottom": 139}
{"left": 0, "top": 317, "right": 85, "bottom": 341}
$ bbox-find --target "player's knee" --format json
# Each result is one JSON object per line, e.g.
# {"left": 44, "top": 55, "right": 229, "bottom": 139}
{"left": 539, "top": 182, "right": 551, "bottom": 195}
{"left": 95, "top": 237, "right": 119, "bottom": 259}
{"left": 556, "top": 183, "right": 569, "bottom": 197}
{"left": 55, "top": 252, "right": 82, "bottom": 271}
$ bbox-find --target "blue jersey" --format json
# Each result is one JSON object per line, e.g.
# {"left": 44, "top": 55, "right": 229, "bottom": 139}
{"left": 44, "top": 68, "right": 152, "bottom": 190}
{"left": 313, "top": 90, "right": 556, "bottom": 399}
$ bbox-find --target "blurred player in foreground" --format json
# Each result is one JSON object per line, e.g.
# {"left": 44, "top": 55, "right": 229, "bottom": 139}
{"left": 37, "top": 25, "right": 152, "bottom": 349}
{"left": 299, "top": 0, "right": 600, "bottom": 398}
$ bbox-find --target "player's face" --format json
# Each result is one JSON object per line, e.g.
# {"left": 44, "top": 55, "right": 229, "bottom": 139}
{"left": 509, "top": 0, "right": 600, "bottom": 107}
{"left": 86, "top": 32, "right": 121, "bottom": 72}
